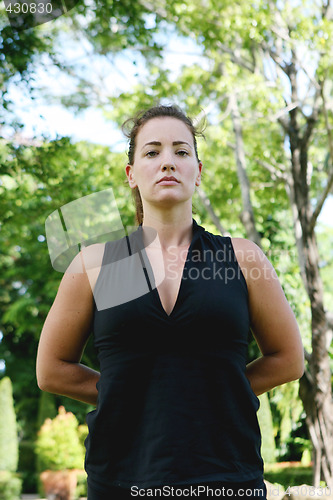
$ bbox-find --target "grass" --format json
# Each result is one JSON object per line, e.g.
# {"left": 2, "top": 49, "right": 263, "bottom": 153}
{"left": 264, "top": 462, "right": 313, "bottom": 488}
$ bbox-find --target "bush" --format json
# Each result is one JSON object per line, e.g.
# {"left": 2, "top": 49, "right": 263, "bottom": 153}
{"left": 78, "top": 424, "right": 89, "bottom": 449}
{"left": 36, "top": 406, "right": 85, "bottom": 472}
{"left": 0, "top": 377, "right": 19, "bottom": 472}
{"left": 258, "top": 393, "right": 276, "bottom": 464}
{"left": 76, "top": 470, "right": 88, "bottom": 498}
{"left": 0, "top": 470, "right": 22, "bottom": 500}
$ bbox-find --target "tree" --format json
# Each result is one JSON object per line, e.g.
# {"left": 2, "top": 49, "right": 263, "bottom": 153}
{"left": 0, "top": 376, "right": 19, "bottom": 472}
{"left": 0, "top": 378, "right": 22, "bottom": 500}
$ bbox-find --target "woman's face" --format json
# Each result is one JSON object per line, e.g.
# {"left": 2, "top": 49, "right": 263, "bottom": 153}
{"left": 126, "top": 117, "right": 202, "bottom": 210}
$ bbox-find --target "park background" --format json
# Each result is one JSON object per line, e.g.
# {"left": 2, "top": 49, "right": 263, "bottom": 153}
{"left": 1, "top": 0, "right": 333, "bottom": 497}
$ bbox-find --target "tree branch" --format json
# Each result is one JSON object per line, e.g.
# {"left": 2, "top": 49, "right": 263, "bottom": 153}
{"left": 304, "top": 348, "right": 312, "bottom": 363}
{"left": 300, "top": 85, "right": 323, "bottom": 152}
{"left": 322, "top": 0, "right": 332, "bottom": 19}
{"left": 214, "top": 41, "right": 255, "bottom": 73}
{"left": 229, "top": 91, "right": 262, "bottom": 246}
{"left": 196, "top": 187, "right": 229, "bottom": 236}
{"left": 309, "top": 82, "right": 333, "bottom": 232}
{"left": 261, "top": 43, "right": 289, "bottom": 75}
{"left": 310, "top": 170, "right": 333, "bottom": 234}
{"left": 327, "top": 311, "right": 333, "bottom": 331}
{"left": 252, "top": 157, "right": 287, "bottom": 182}
{"left": 227, "top": 140, "right": 287, "bottom": 181}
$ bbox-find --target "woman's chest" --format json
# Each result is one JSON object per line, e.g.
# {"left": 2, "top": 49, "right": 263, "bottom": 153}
{"left": 145, "top": 245, "right": 190, "bottom": 317}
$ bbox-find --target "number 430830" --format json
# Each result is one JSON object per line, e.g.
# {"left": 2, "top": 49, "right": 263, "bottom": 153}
{"left": 6, "top": 2, "right": 53, "bottom": 14}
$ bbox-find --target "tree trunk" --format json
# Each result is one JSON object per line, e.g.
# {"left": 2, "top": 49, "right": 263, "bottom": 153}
{"left": 300, "top": 231, "right": 333, "bottom": 487}
{"left": 287, "top": 109, "right": 333, "bottom": 487}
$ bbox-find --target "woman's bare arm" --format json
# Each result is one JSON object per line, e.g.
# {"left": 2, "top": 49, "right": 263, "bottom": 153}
{"left": 36, "top": 248, "right": 103, "bottom": 405}
{"left": 232, "top": 238, "right": 304, "bottom": 396}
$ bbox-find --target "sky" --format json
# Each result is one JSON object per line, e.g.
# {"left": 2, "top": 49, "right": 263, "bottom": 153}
{"left": 5, "top": 21, "right": 206, "bottom": 148}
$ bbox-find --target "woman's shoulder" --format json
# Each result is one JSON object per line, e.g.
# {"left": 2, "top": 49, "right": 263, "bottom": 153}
{"left": 230, "top": 237, "right": 262, "bottom": 260}
{"left": 230, "top": 237, "right": 278, "bottom": 286}
{"left": 203, "top": 229, "right": 261, "bottom": 256}
{"left": 65, "top": 243, "right": 106, "bottom": 274}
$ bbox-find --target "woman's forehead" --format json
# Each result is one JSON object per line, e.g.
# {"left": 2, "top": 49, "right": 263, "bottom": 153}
{"left": 136, "top": 117, "right": 194, "bottom": 146}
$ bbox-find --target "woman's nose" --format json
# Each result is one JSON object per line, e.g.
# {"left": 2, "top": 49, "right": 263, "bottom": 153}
{"left": 161, "top": 163, "right": 176, "bottom": 172}
{"left": 161, "top": 152, "right": 176, "bottom": 171}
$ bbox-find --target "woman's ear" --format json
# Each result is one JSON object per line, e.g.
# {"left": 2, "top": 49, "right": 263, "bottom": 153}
{"left": 195, "top": 162, "right": 203, "bottom": 186}
{"left": 126, "top": 164, "right": 137, "bottom": 188}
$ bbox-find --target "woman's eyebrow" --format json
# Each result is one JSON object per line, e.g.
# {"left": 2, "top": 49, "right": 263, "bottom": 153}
{"left": 141, "top": 141, "right": 192, "bottom": 150}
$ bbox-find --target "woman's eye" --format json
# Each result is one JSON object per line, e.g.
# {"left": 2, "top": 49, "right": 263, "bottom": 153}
{"left": 146, "top": 151, "right": 158, "bottom": 157}
{"left": 145, "top": 150, "right": 189, "bottom": 157}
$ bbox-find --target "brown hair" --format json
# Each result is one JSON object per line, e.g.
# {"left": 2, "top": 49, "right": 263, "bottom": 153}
{"left": 122, "top": 104, "right": 205, "bottom": 225}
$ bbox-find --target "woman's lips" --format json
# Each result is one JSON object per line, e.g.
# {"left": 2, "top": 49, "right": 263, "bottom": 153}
{"left": 157, "top": 176, "right": 180, "bottom": 185}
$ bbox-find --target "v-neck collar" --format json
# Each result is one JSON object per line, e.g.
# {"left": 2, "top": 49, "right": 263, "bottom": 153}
{"left": 139, "top": 219, "right": 205, "bottom": 319}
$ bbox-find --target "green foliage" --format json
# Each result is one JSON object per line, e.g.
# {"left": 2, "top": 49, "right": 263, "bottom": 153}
{"left": 78, "top": 424, "right": 89, "bottom": 450}
{"left": 36, "top": 406, "right": 85, "bottom": 472}
{"left": 0, "top": 377, "right": 19, "bottom": 473}
{"left": 269, "top": 382, "right": 308, "bottom": 461}
{"left": 76, "top": 470, "right": 88, "bottom": 498}
{"left": 18, "top": 439, "right": 37, "bottom": 494}
{"left": 1, "top": 0, "right": 333, "bottom": 488}
{"left": 37, "top": 392, "right": 57, "bottom": 431}
{"left": 258, "top": 393, "right": 276, "bottom": 464}
{"left": 0, "top": 471, "right": 22, "bottom": 500}
{"left": 0, "top": 10, "right": 55, "bottom": 133}
{"left": 0, "top": 137, "right": 134, "bottom": 454}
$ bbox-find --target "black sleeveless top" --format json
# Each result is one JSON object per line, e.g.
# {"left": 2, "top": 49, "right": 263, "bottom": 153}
{"left": 84, "top": 220, "right": 263, "bottom": 491}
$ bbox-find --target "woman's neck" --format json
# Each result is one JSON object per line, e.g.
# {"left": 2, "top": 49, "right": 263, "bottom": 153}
{"left": 142, "top": 205, "right": 193, "bottom": 249}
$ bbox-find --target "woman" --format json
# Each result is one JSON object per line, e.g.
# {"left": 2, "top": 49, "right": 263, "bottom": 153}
{"left": 37, "top": 104, "right": 304, "bottom": 499}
